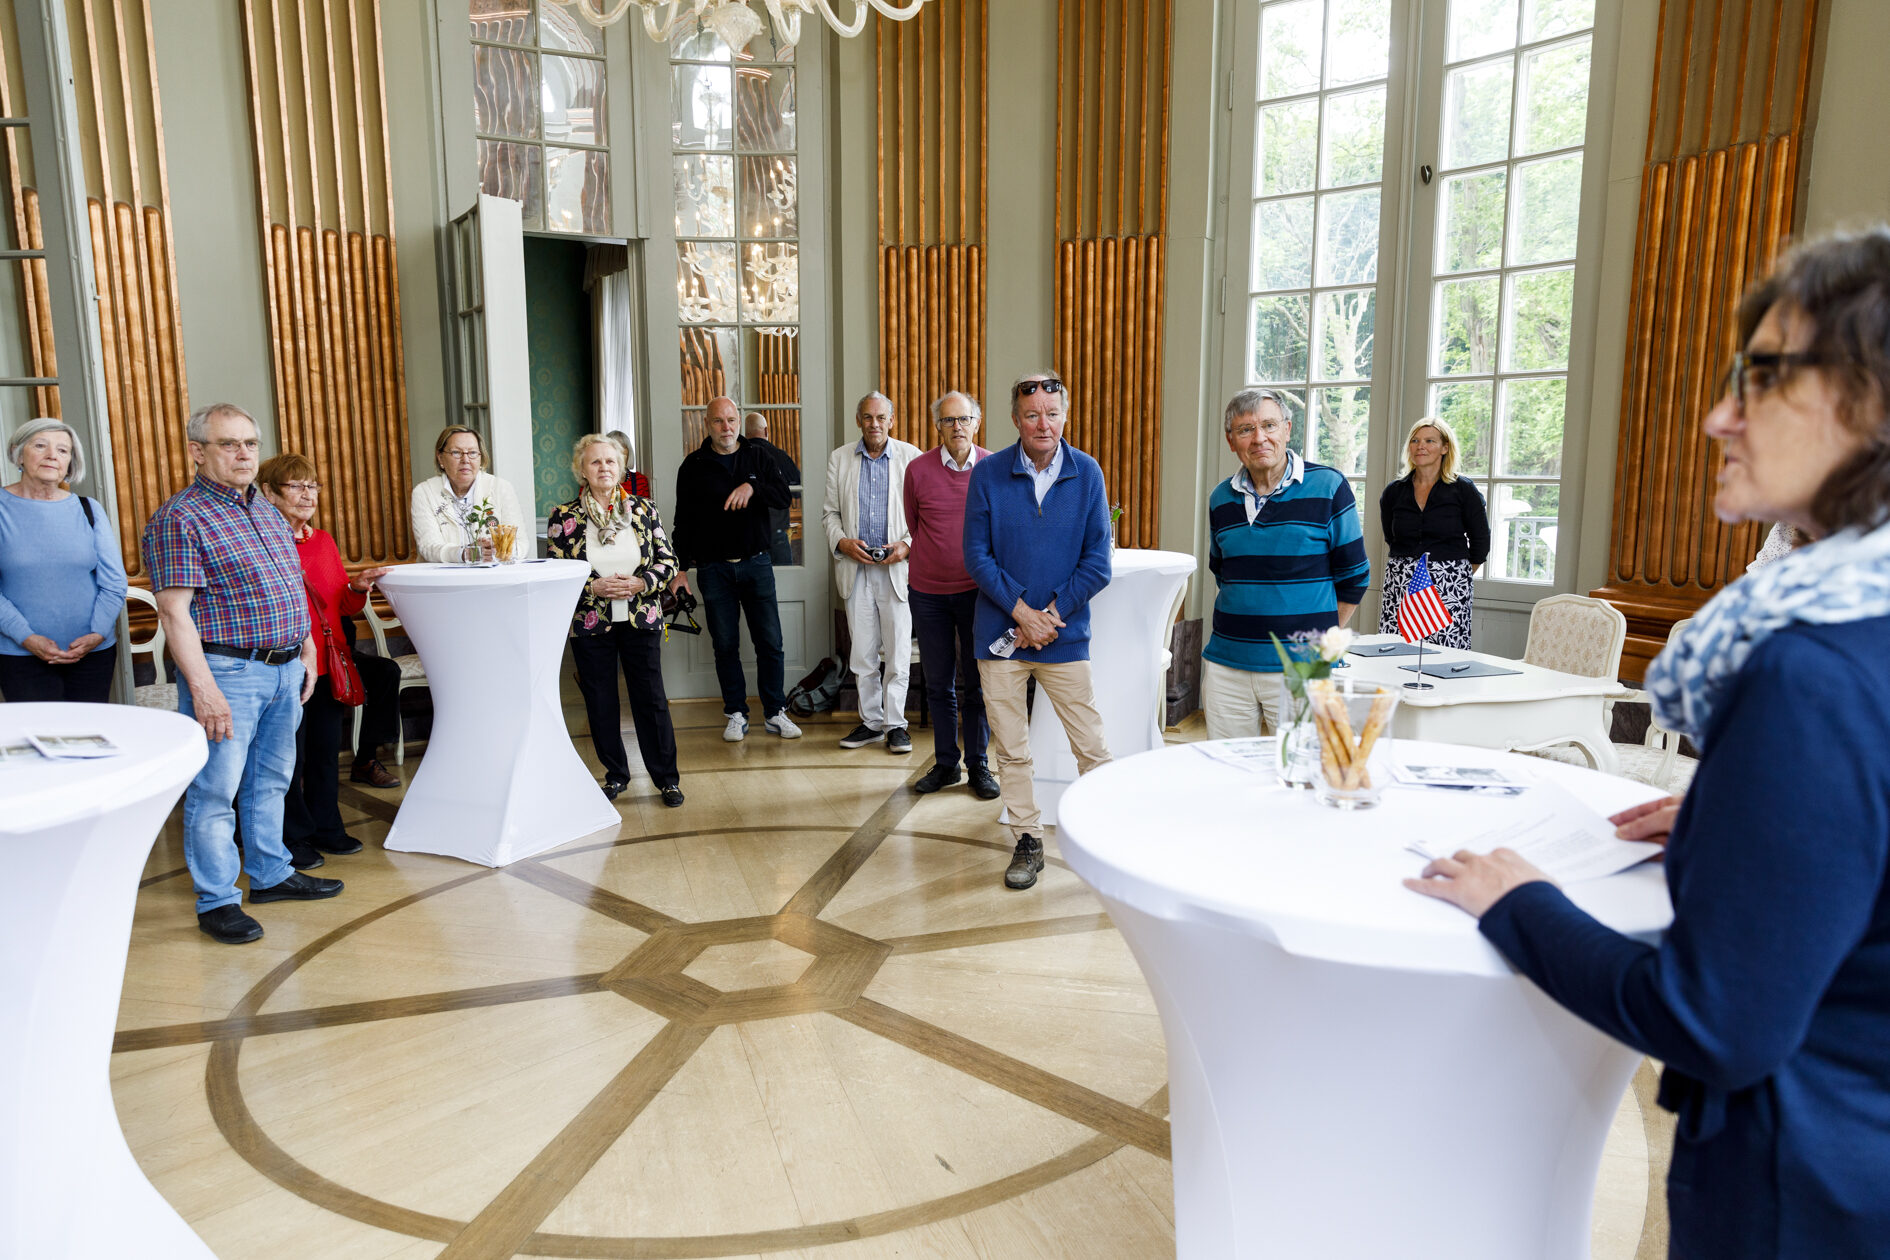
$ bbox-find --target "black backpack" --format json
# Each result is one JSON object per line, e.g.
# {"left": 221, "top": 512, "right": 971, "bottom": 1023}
{"left": 786, "top": 657, "right": 843, "bottom": 716}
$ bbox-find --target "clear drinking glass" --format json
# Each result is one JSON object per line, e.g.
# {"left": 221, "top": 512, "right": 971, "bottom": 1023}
{"left": 491, "top": 523, "right": 518, "bottom": 563}
{"left": 1308, "top": 678, "right": 1400, "bottom": 809}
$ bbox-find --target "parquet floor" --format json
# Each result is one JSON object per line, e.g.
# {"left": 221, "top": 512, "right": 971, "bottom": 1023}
{"left": 109, "top": 691, "right": 1667, "bottom": 1258}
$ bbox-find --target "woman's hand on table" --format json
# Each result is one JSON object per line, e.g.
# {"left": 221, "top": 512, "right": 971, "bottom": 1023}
{"left": 1403, "top": 848, "right": 1551, "bottom": 918}
{"left": 349, "top": 566, "right": 391, "bottom": 593}
{"left": 1611, "top": 796, "right": 1680, "bottom": 847}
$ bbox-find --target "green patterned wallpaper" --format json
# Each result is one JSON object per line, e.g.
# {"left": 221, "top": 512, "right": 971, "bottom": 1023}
{"left": 524, "top": 237, "right": 594, "bottom": 517}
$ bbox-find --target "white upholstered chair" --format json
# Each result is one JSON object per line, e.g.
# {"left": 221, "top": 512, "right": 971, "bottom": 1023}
{"left": 123, "top": 587, "right": 177, "bottom": 711}
{"left": 1511, "top": 594, "right": 1629, "bottom": 769}
{"left": 359, "top": 597, "right": 427, "bottom": 764}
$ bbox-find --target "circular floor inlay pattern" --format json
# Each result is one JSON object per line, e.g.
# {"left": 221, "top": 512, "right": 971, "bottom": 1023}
{"left": 191, "top": 821, "right": 1171, "bottom": 1258}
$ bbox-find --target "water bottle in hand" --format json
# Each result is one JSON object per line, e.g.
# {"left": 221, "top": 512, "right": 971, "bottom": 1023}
{"left": 988, "top": 627, "right": 1020, "bottom": 659}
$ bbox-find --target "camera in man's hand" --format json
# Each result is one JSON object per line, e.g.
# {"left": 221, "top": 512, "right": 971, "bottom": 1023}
{"left": 863, "top": 544, "right": 890, "bottom": 563}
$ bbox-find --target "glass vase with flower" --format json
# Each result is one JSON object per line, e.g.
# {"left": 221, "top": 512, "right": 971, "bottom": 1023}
{"left": 460, "top": 497, "right": 498, "bottom": 564}
{"left": 1269, "top": 627, "right": 1355, "bottom": 788}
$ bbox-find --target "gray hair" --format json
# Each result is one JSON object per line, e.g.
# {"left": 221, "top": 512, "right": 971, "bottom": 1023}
{"left": 929, "top": 391, "right": 982, "bottom": 423}
{"left": 743, "top": 410, "right": 768, "bottom": 437}
{"left": 187, "top": 402, "right": 258, "bottom": 444}
{"left": 1224, "top": 388, "right": 1292, "bottom": 433}
{"left": 569, "top": 431, "right": 629, "bottom": 478}
{"left": 855, "top": 390, "right": 893, "bottom": 418}
{"left": 7, "top": 417, "right": 84, "bottom": 485}
{"left": 1009, "top": 371, "right": 1073, "bottom": 420}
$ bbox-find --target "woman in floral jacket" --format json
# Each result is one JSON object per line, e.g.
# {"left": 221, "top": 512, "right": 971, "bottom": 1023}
{"left": 548, "top": 434, "right": 684, "bottom": 807}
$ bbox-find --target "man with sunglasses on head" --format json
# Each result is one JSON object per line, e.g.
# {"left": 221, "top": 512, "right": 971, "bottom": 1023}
{"left": 963, "top": 372, "right": 1113, "bottom": 891}
{"left": 823, "top": 391, "right": 923, "bottom": 753}
{"left": 142, "top": 403, "right": 343, "bottom": 945}
{"left": 902, "top": 391, "right": 998, "bottom": 798}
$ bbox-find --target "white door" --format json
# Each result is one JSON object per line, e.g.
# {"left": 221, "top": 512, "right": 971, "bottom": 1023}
{"left": 446, "top": 194, "right": 533, "bottom": 496}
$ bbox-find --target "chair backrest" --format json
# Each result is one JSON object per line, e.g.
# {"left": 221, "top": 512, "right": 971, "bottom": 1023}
{"left": 124, "top": 586, "right": 169, "bottom": 685}
{"left": 361, "top": 597, "right": 401, "bottom": 658}
{"left": 1523, "top": 594, "right": 1626, "bottom": 679}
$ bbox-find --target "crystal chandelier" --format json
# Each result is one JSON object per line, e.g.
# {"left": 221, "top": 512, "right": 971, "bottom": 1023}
{"left": 553, "top": 0, "right": 928, "bottom": 47}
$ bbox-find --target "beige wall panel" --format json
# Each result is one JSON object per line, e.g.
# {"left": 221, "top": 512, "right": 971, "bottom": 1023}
{"left": 1802, "top": 0, "right": 1890, "bottom": 237}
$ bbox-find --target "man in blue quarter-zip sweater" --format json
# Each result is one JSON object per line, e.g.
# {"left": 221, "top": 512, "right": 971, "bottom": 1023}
{"left": 963, "top": 371, "right": 1113, "bottom": 891}
{"left": 1202, "top": 388, "right": 1369, "bottom": 738}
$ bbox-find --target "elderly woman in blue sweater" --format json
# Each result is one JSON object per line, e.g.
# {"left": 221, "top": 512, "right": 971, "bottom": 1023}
{"left": 1409, "top": 229, "right": 1890, "bottom": 1258}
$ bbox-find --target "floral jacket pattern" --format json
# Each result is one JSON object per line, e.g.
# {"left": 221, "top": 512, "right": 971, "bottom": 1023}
{"left": 546, "top": 493, "right": 678, "bottom": 636}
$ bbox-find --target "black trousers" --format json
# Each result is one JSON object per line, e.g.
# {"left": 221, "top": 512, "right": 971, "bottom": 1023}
{"left": 350, "top": 647, "right": 402, "bottom": 758}
{"left": 572, "top": 622, "right": 679, "bottom": 788}
{"left": 0, "top": 644, "right": 118, "bottom": 703}
{"left": 909, "top": 589, "right": 988, "bottom": 772}
{"left": 280, "top": 652, "right": 402, "bottom": 863}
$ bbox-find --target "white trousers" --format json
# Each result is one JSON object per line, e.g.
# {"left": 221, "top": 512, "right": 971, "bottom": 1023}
{"left": 846, "top": 565, "right": 912, "bottom": 731}
{"left": 1203, "top": 659, "right": 1284, "bottom": 739}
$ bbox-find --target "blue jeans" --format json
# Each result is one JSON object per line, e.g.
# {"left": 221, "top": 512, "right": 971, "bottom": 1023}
{"left": 178, "top": 654, "right": 303, "bottom": 912}
{"left": 911, "top": 588, "right": 988, "bottom": 772}
{"left": 697, "top": 554, "right": 787, "bottom": 718}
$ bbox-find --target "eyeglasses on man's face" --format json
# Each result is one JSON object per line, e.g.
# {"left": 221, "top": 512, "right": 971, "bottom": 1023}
{"left": 209, "top": 438, "right": 261, "bottom": 453}
{"left": 1012, "top": 379, "right": 1065, "bottom": 399}
{"left": 936, "top": 415, "right": 978, "bottom": 427}
{"left": 1230, "top": 419, "right": 1289, "bottom": 441}
{"left": 1723, "top": 350, "right": 1826, "bottom": 410}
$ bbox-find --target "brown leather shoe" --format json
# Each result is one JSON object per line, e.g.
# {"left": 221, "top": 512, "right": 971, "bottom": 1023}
{"left": 350, "top": 758, "right": 399, "bottom": 788}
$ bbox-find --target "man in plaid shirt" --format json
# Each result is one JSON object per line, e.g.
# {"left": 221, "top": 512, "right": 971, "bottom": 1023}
{"left": 143, "top": 403, "right": 344, "bottom": 944}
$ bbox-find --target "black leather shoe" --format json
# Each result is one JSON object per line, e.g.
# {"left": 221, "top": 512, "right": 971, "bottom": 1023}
{"left": 1004, "top": 835, "right": 1045, "bottom": 890}
{"left": 198, "top": 905, "right": 264, "bottom": 944}
{"left": 603, "top": 775, "right": 630, "bottom": 801}
{"left": 249, "top": 871, "right": 344, "bottom": 903}
{"left": 288, "top": 848, "right": 326, "bottom": 870}
{"left": 838, "top": 723, "right": 884, "bottom": 748}
{"left": 969, "top": 767, "right": 1001, "bottom": 800}
{"left": 913, "top": 764, "right": 962, "bottom": 794}
{"left": 886, "top": 728, "right": 913, "bottom": 754}
{"left": 309, "top": 834, "right": 363, "bottom": 856}
{"left": 661, "top": 784, "right": 685, "bottom": 808}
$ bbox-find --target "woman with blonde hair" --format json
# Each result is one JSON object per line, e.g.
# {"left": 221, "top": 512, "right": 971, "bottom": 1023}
{"left": 547, "top": 433, "right": 684, "bottom": 807}
{"left": 1377, "top": 415, "right": 1488, "bottom": 646}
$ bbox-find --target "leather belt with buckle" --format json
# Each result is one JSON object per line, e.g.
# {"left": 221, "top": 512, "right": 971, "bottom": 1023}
{"left": 201, "top": 642, "right": 301, "bottom": 666}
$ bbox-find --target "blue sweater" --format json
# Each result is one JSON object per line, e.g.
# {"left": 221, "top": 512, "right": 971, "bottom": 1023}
{"left": 1482, "top": 617, "right": 1890, "bottom": 1260}
{"left": 963, "top": 440, "right": 1112, "bottom": 663}
{"left": 0, "top": 489, "right": 127, "bottom": 655}
{"left": 1203, "top": 461, "right": 1369, "bottom": 672}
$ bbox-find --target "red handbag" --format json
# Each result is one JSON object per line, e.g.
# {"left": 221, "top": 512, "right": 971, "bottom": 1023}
{"left": 304, "top": 577, "right": 365, "bottom": 706}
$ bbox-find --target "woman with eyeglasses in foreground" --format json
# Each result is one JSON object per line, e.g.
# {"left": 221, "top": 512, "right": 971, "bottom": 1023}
{"left": 258, "top": 455, "right": 401, "bottom": 868}
{"left": 1408, "top": 229, "right": 1890, "bottom": 1257}
{"left": 410, "top": 425, "right": 525, "bottom": 563}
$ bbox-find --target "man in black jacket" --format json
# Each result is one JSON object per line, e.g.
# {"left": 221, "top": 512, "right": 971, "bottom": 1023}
{"left": 743, "top": 410, "right": 801, "bottom": 565}
{"left": 671, "top": 396, "right": 800, "bottom": 742}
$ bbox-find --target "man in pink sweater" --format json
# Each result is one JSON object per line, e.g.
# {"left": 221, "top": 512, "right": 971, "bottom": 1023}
{"left": 902, "top": 391, "right": 999, "bottom": 798}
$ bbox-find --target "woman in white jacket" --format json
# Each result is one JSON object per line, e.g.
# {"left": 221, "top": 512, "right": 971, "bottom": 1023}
{"left": 410, "top": 425, "right": 526, "bottom": 563}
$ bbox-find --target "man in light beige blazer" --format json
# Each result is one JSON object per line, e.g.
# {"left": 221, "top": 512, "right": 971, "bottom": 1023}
{"left": 822, "top": 391, "right": 922, "bottom": 753}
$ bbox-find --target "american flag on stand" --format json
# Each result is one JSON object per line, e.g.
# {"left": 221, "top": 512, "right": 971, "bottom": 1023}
{"left": 1398, "top": 553, "right": 1454, "bottom": 643}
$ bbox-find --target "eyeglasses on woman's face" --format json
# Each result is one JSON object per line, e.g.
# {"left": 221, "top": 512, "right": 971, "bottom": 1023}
{"left": 279, "top": 481, "right": 321, "bottom": 495}
{"left": 1723, "top": 351, "right": 1827, "bottom": 410}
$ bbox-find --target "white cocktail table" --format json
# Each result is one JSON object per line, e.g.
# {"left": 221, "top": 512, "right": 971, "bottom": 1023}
{"left": 1023, "top": 547, "right": 1195, "bottom": 825}
{"left": 379, "top": 561, "right": 619, "bottom": 865}
{"left": 0, "top": 702, "right": 214, "bottom": 1258}
{"left": 1058, "top": 740, "right": 1671, "bottom": 1259}
{"left": 1343, "top": 634, "right": 1630, "bottom": 773}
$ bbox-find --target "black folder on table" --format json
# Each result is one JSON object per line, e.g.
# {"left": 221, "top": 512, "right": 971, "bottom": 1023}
{"left": 1349, "top": 641, "right": 1427, "bottom": 658}
{"left": 1398, "top": 660, "right": 1524, "bottom": 679}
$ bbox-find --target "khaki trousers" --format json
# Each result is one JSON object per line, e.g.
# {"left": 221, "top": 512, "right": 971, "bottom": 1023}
{"left": 1202, "top": 659, "right": 1284, "bottom": 739}
{"left": 978, "top": 658, "right": 1112, "bottom": 842}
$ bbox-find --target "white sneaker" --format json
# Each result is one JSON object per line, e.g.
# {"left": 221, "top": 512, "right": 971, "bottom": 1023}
{"left": 765, "top": 711, "right": 803, "bottom": 739}
{"left": 723, "top": 713, "right": 749, "bottom": 742}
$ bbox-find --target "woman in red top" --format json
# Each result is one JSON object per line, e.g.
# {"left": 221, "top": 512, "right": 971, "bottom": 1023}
{"left": 258, "top": 454, "right": 400, "bottom": 868}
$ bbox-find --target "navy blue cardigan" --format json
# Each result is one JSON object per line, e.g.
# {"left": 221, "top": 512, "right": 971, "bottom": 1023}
{"left": 1481, "top": 616, "right": 1890, "bottom": 1259}
{"left": 963, "top": 440, "right": 1112, "bottom": 663}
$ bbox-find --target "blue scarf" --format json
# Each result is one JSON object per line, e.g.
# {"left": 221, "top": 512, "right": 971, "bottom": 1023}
{"left": 1646, "top": 520, "right": 1890, "bottom": 751}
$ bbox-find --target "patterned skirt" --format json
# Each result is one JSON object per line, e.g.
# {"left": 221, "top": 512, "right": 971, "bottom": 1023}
{"left": 1380, "top": 555, "right": 1474, "bottom": 649}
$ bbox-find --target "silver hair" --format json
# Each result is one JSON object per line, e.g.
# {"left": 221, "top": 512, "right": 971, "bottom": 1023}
{"left": 1009, "top": 371, "right": 1073, "bottom": 419}
{"left": 7, "top": 417, "right": 85, "bottom": 485}
{"left": 855, "top": 390, "right": 893, "bottom": 418}
{"left": 569, "top": 431, "right": 629, "bottom": 479}
{"left": 1224, "top": 388, "right": 1292, "bottom": 433}
{"left": 187, "top": 402, "right": 257, "bottom": 444}
{"left": 743, "top": 410, "right": 768, "bottom": 437}
{"left": 928, "top": 391, "right": 982, "bottom": 423}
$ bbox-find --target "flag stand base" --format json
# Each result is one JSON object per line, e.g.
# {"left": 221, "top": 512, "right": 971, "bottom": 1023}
{"left": 1402, "top": 681, "right": 1435, "bottom": 690}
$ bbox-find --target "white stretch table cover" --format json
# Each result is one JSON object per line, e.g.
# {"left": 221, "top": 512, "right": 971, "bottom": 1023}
{"left": 1023, "top": 548, "right": 1195, "bottom": 825}
{"left": 1058, "top": 741, "right": 1672, "bottom": 1259}
{"left": 0, "top": 703, "right": 214, "bottom": 1259}
{"left": 379, "top": 561, "right": 619, "bottom": 865}
{"left": 1344, "top": 633, "right": 1629, "bottom": 773}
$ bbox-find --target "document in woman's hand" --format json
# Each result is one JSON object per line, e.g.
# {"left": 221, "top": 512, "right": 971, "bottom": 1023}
{"left": 1406, "top": 782, "right": 1663, "bottom": 883}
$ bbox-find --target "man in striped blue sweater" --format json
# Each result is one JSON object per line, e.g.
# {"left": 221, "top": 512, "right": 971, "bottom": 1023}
{"left": 1203, "top": 389, "right": 1369, "bottom": 738}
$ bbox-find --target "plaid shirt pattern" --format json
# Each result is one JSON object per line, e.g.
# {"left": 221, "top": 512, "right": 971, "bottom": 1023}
{"left": 142, "top": 475, "right": 310, "bottom": 649}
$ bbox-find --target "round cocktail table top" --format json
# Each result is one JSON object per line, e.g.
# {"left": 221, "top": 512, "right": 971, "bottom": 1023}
{"left": 0, "top": 702, "right": 207, "bottom": 834}
{"left": 1057, "top": 739, "right": 1674, "bottom": 976}
{"left": 376, "top": 557, "right": 589, "bottom": 593}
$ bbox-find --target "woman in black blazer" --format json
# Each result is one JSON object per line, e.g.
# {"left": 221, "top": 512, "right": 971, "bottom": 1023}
{"left": 1378, "top": 416, "right": 1489, "bottom": 648}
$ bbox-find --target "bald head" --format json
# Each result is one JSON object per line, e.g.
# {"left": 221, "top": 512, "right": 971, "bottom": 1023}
{"left": 744, "top": 411, "right": 769, "bottom": 440}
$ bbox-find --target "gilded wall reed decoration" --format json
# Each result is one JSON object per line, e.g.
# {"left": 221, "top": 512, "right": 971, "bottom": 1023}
{"left": 875, "top": 0, "right": 985, "bottom": 449}
{"left": 240, "top": 0, "right": 413, "bottom": 565}
{"left": 0, "top": 29, "right": 58, "bottom": 423}
{"left": 1054, "top": 0, "right": 1171, "bottom": 549}
{"left": 1592, "top": 0, "right": 1824, "bottom": 679}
